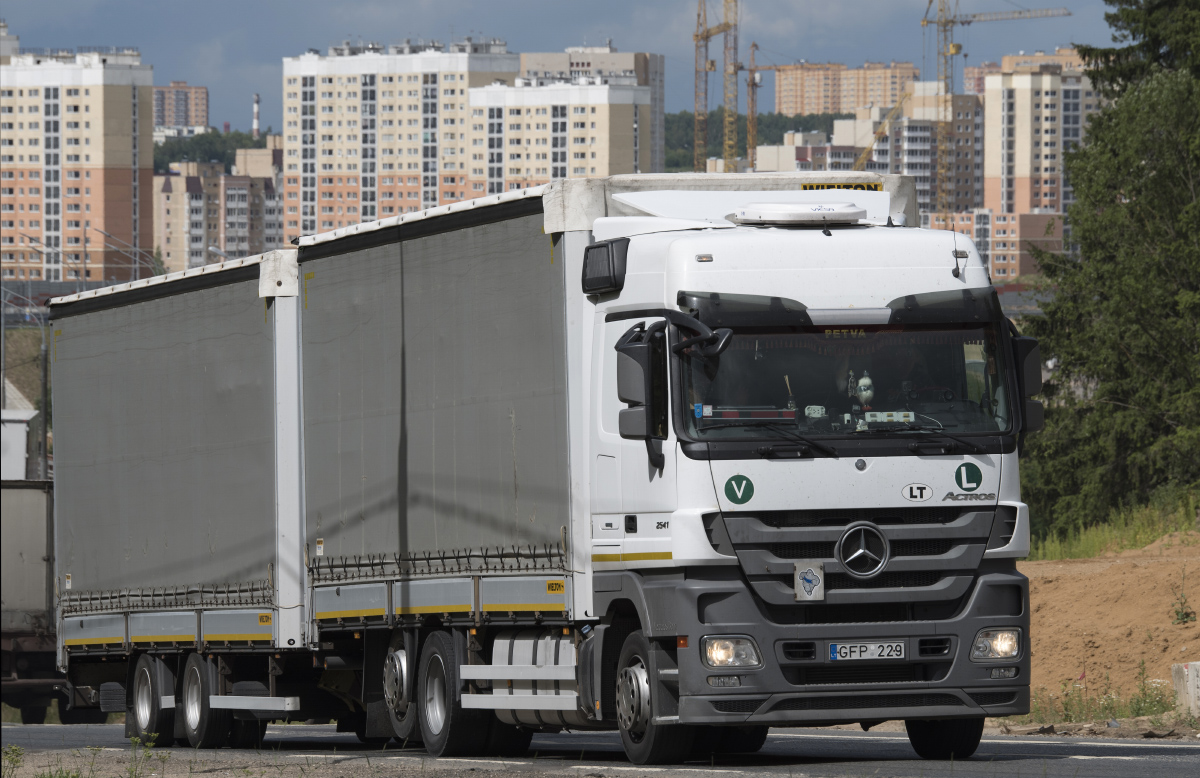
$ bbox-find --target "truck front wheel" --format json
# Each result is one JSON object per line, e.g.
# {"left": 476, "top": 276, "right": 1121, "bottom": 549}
{"left": 417, "top": 631, "right": 486, "bottom": 756}
{"left": 182, "top": 653, "right": 229, "bottom": 748}
{"left": 131, "top": 655, "right": 174, "bottom": 743}
{"left": 905, "top": 717, "right": 984, "bottom": 760}
{"left": 616, "top": 630, "right": 694, "bottom": 765}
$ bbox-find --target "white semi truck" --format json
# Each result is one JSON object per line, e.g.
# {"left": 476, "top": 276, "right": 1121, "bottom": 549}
{"left": 49, "top": 173, "right": 1042, "bottom": 763}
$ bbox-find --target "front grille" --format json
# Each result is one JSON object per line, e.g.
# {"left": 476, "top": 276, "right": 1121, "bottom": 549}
{"left": 755, "top": 507, "right": 963, "bottom": 528}
{"left": 712, "top": 699, "right": 767, "bottom": 714}
{"left": 771, "top": 542, "right": 835, "bottom": 559}
{"left": 826, "top": 571, "right": 944, "bottom": 590}
{"left": 918, "top": 637, "right": 952, "bottom": 657}
{"left": 780, "top": 641, "right": 817, "bottom": 661}
{"left": 970, "top": 691, "right": 1019, "bottom": 706}
{"left": 771, "top": 693, "right": 964, "bottom": 712}
{"left": 788, "top": 664, "right": 917, "bottom": 685}
{"left": 892, "top": 538, "right": 953, "bottom": 556}
{"left": 768, "top": 597, "right": 966, "bottom": 625}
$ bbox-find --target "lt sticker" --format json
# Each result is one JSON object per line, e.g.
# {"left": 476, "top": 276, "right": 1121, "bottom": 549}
{"left": 724, "top": 475, "right": 755, "bottom": 505}
{"left": 902, "top": 483, "right": 932, "bottom": 502}
{"left": 954, "top": 463, "right": 983, "bottom": 492}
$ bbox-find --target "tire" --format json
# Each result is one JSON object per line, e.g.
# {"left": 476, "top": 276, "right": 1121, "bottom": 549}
{"left": 484, "top": 718, "right": 533, "bottom": 757}
{"left": 228, "top": 718, "right": 267, "bottom": 749}
{"left": 416, "top": 631, "right": 487, "bottom": 757}
{"left": 905, "top": 717, "right": 984, "bottom": 760}
{"left": 19, "top": 706, "right": 47, "bottom": 725}
{"left": 181, "top": 653, "right": 229, "bottom": 748}
{"left": 131, "top": 654, "right": 174, "bottom": 744}
{"left": 616, "top": 630, "right": 694, "bottom": 765}
{"left": 384, "top": 630, "right": 421, "bottom": 745}
{"left": 693, "top": 725, "right": 769, "bottom": 755}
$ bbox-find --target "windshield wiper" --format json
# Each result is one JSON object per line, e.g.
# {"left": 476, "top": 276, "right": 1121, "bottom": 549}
{"left": 855, "top": 422, "right": 982, "bottom": 453}
{"left": 696, "top": 419, "right": 839, "bottom": 458}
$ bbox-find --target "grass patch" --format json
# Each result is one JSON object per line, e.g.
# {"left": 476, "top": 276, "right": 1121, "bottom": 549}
{"left": 1018, "top": 660, "right": 1177, "bottom": 724}
{"left": 1029, "top": 488, "right": 1198, "bottom": 561}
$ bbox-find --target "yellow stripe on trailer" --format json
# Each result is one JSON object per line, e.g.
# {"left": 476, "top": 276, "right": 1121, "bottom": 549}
{"left": 481, "top": 603, "right": 569, "bottom": 613}
{"left": 394, "top": 604, "right": 472, "bottom": 615}
{"left": 313, "top": 607, "right": 387, "bottom": 620}
{"left": 64, "top": 637, "right": 123, "bottom": 646}
{"left": 591, "top": 552, "right": 673, "bottom": 562}
{"left": 131, "top": 635, "right": 195, "bottom": 643}
{"left": 202, "top": 633, "right": 273, "bottom": 642}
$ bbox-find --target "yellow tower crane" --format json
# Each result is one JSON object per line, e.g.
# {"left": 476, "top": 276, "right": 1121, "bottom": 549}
{"left": 693, "top": 0, "right": 739, "bottom": 172}
{"left": 921, "top": 1, "right": 1072, "bottom": 214}
{"left": 851, "top": 93, "right": 910, "bottom": 172}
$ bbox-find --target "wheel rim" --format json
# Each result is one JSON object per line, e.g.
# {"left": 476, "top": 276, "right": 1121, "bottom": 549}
{"left": 383, "top": 649, "right": 408, "bottom": 714}
{"left": 185, "top": 665, "right": 203, "bottom": 732}
{"left": 134, "top": 665, "right": 153, "bottom": 732}
{"left": 423, "top": 654, "right": 447, "bottom": 735}
{"left": 615, "top": 655, "right": 651, "bottom": 742}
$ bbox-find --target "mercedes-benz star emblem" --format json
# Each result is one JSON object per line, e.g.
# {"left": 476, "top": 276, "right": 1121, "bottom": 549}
{"left": 837, "top": 524, "right": 889, "bottom": 578}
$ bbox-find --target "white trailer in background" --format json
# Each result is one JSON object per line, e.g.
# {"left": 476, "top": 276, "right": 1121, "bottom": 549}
{"left": 50, "top": 172, "right": 1042, "bottom": 763}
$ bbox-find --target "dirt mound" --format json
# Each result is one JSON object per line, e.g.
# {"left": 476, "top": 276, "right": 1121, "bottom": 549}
{"left": 1019, "top": 531, "right": 1200, "bottom": 697}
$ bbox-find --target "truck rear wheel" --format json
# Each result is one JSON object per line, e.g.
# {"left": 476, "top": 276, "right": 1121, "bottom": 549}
{"left": 417, "top": 631, "right": 487, "bottom": 756}
{"left": 132, "top": 654, "right": 174, "bottom": 743}
{"left": 182, "top": 653, "right": 229, "bottom": 748}
{"left": 616, "top": 630, "right": 694, "bottom": 765}
{"left": 905, "top": 717, "right": 984, "bottom": 760}
{"left": 383, "top": 630, "right": 421, "bottom": 745}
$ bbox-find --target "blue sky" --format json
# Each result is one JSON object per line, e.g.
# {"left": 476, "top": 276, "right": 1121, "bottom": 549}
{"left": 4, "top": 1, "right": 1115, "bottom": 131}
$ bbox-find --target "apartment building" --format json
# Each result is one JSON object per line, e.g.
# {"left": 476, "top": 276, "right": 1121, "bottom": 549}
{"left": 520, "top": 43, "right": 664, "bottom": 172}
{"left": 153, "top": 80, "right": 208, "bottom": 128}
{"left": 774, "top": 60, "right": 919, "bottom": 116}
{"left": 963, "top": 62, "right": 1000, "bottom": 95}
{"left": 280, "top": 37, "right": 519, "bottom": 241}
{"left": 1, "top": 43, "right": 153, "bottom": 283}
{"left": 152, "top": 139, "right": 284, "bottom": 273}
{"left": 466, "top": 76, "right": 650, "bottom": 193}
{"left": 828, "top": 83, "right": 983, "bottom": 213}
{"left": 0, "top": 20, "right": 17, "bottom": 65}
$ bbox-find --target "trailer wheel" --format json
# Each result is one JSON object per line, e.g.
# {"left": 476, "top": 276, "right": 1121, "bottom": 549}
{"left": 616, "top": 630, "right": 694, "bottom": 765}
{"left": 182, "top": 653, "right": 229, "bottom": 748}
{"left": 19, "top": 706, "right": 47, "bottom": 725}
{"left": 416, "top": 631, "right": 486, "bottom": 756}
{"left": 905, "top": 717, "right": 984, "bottom": 760}
{"left": 131, "top": 655, "right": 174, "bottom": 743}
{"left": 383, "top": 630, "right": 421, "bottom": 745}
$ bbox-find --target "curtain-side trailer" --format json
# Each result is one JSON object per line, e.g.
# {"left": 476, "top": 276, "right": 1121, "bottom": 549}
{"left": 49, "top": 173, "right": 1042, "bottom": 763}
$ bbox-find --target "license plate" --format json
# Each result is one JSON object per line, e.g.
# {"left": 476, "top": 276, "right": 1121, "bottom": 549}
{"left": 829, "top": 641, "right": 906, "bottom": 661}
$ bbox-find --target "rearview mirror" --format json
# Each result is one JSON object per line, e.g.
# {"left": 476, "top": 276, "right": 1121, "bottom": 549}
{"left": 1012, "top": 336, "right": 1042, "bottom": 397}
{"left": 582, "top": 238, "right": 630, "bottom": 295}
{"left": 615, "top": 321, "right": 668, "bottom": 444}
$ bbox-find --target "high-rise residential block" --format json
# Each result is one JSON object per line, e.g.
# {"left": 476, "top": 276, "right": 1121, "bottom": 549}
{"left": 153, "top": 80, "right": 208, "bottom": 128}
{"left": 280, "top": 37, "right": 518, "bottom": 241}
{"left": 774, "top": 60, "right": 919, "bottom": 116}
{"left": 466, "top": 76, "right": 651, "bottom": 194}
{"left": 1, "top": 41, "right": 153, "bottom": 283}
{"left": 152, "top": 137, "right": 284, "bottom": 274}
{"left": 963, "top": 62, "right": 1000, "bottom": 95}
{"left": 520, "top": 43, "right": 664, "bottom": 172}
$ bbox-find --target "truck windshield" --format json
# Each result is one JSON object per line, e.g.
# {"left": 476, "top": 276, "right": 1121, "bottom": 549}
{"left": 680, "top": 323, "right": 1012, "bottom": 440}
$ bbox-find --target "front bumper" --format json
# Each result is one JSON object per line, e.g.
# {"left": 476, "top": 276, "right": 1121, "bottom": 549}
{"left": 669, "top": 568, "right": 1030, "bottom": 724}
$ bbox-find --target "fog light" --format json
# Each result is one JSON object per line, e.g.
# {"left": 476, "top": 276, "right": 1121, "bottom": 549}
{"left": 971, "top": 629, "right": 1021, "bottom": 660}
{"left": 707, "top": 675, "right": 741, "bottom": 687}
{"left": 990, "top": 666, "right": 1018, "bottom": 679}
{"left": 703, "top": 636, "right": 761, "bottom": 668}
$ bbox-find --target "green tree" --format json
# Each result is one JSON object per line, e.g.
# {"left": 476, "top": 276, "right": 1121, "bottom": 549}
{"left": 1075, "top": 0, "right": 1200, "bottom": 95}
{"left": 1022, "top": 67, "right": 1200, "bottom": 536}
{"left": 153, "top": 129, "right": 270, "bottom": 174}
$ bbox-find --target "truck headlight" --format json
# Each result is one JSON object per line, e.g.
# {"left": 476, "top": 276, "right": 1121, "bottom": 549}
{"left": 703, "top": 636, "right": 761, "bottom": 668}
{"left": 971, "top": 628, "right": 1021, "bottom": 660}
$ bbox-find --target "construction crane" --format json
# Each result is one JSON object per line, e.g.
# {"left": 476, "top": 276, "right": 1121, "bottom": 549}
{"left": 745, "top": 43, "right": 787, "bottom": 170}
{"left": 851, "top": 93, "right": 910, "bottom": 172}
{"left": 921, "top": 1, "right": 1072, "bottom": 214}
{"left": 693, "top": 0, "right": 739, "bottom": 172}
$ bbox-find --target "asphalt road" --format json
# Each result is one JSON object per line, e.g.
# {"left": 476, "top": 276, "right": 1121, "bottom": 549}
{"left": 3, "top": 723, "right": 1198, "bottom": 777}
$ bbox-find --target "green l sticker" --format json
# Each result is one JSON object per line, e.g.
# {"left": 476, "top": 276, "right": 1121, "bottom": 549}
{"left": 724, "top": 475, "right": 755, "bottom": 504}
{"left": 955, "top": 463, "right": 983, "bottom": 492}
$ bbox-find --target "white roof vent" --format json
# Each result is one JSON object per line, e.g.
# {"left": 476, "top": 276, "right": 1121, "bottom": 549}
{"left": 729, "top": 201, "right": 866, "bottom": 226}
